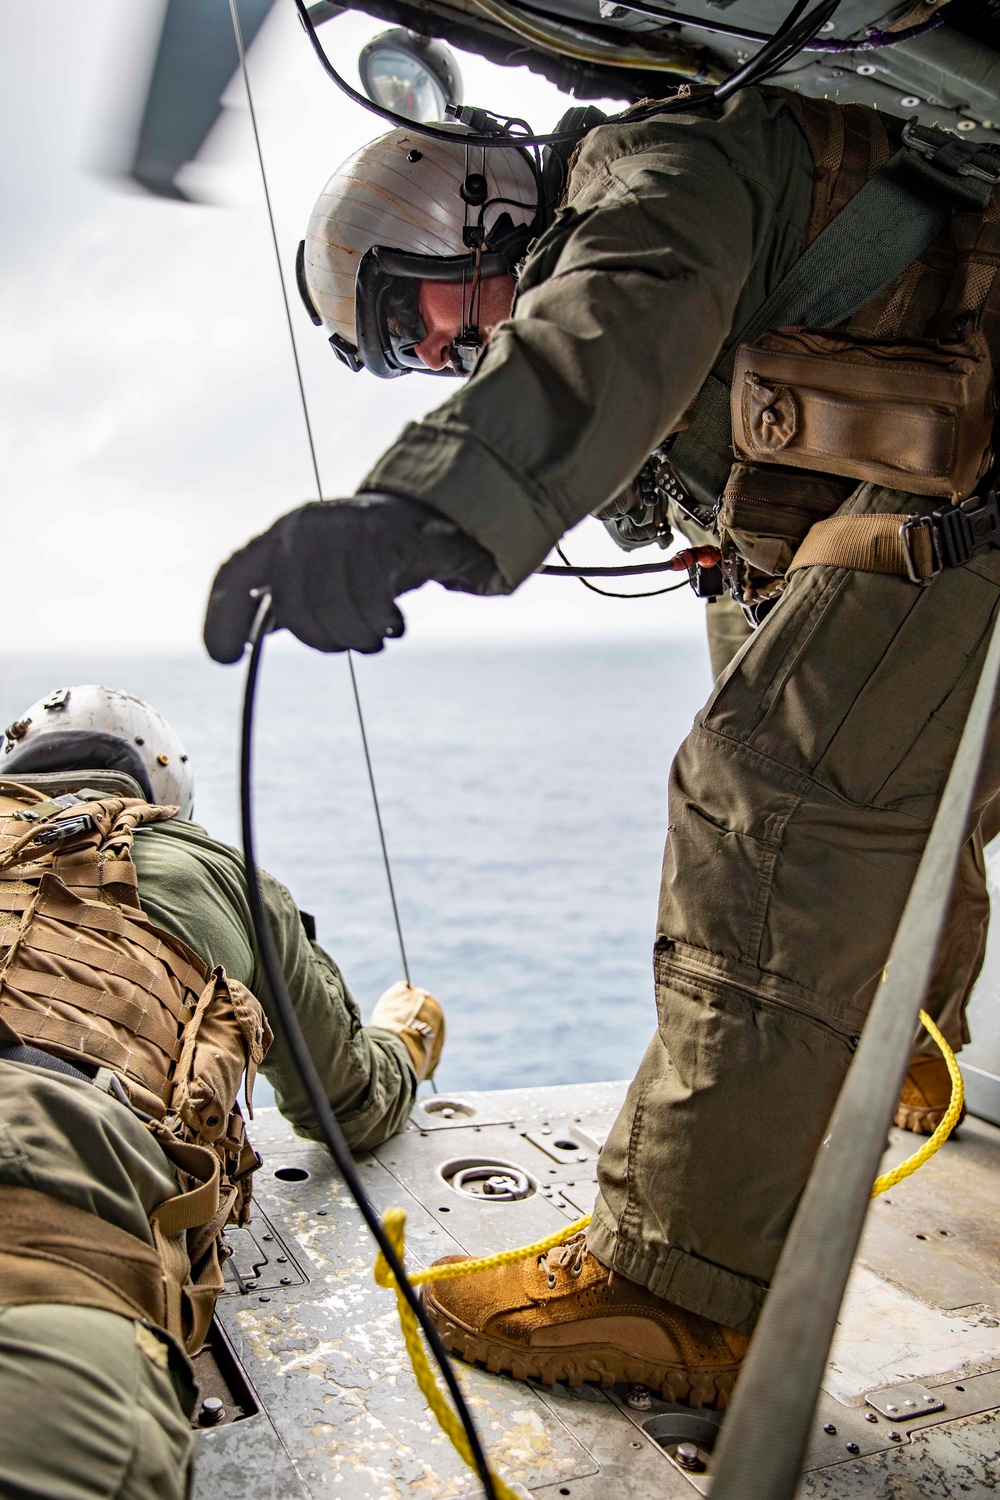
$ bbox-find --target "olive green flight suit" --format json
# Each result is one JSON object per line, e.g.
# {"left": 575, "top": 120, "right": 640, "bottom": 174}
{"left": 0, "top": 817, "right": 416, "bottom": 1499}
{"left": 364, "top": 88, "right": 999, "bottom": 1330}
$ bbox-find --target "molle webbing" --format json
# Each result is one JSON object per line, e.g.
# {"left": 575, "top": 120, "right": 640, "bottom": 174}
{"left": 0, "top": 1139, "right": 227, "bottom": 1355}
{"left": 780, "top": 94, "right": 898, "bottom": 252}
{"left": 0, "top": 783, "right": 272, "bottom": 1353}
{"left": 0, "top": 786, "right": 204, "bottom": 1110}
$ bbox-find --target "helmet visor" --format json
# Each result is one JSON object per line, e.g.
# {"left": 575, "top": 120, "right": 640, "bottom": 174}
{"left": 356, "top": 246, "right": 503, "bottom": 379}
{"left": 356, "top": 249, "right": 446, "bottom": 378}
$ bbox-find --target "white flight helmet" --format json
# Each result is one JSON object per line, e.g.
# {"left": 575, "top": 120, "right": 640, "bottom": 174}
{"left": 0, "top": 685, "right": 194, "bottom": 820}
{"left": 296, "top": 125, "right": 540, "bottom": 378}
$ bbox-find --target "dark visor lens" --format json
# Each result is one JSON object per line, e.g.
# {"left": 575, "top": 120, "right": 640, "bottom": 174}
{"left": 383, "top": 277, "right": 427, "bottom": 369}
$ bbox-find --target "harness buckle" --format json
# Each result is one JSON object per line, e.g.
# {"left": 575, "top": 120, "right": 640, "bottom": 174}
{"left": 899, "top": 514, "right": 942, "bottom": 586}
{"left": 901, "top": 119, "right": 1000, "bottom": 187}
{"left": 937, "top": 487, "right": 1000, "bottom": 566}
{"left": 900, "top": 487, "right": 1000, "bottom": 584}
{"left": 32, "top": 813, "right": 95, "bottom": 846}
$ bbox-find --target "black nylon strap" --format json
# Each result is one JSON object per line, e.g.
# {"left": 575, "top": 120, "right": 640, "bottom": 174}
{"left": 732, "top": 151, "right": 954, "bottom": 351}
{"left": 0, "top": 1040, "right": 94, "bottom": 1082}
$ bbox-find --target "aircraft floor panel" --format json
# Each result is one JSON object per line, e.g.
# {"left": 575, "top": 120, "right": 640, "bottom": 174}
{"left": 191, "top": 1084, "right": 1000, "bottom": 1498}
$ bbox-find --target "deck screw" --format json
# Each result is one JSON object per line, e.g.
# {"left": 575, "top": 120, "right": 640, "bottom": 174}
{"left": 626, "top": 1384, "right": 652, "bottom": 1411}
{"left": 846, "top": 1442, "right": 860, "bottom": 1454}
{"left": 198, "top": 1397, "right": 224, "bottom": 1426}
{"left": 675, "top": 1443, "right": 704, "bottom": 1472}
{"left": 865, "top": 1412, "right": 878, "bottom": 1423}
{"left": 889, "top": 1431, "right": 902, "bottom": 1441}
{"left": 823, "top": 1423, "right": 837, "bottom": 1434}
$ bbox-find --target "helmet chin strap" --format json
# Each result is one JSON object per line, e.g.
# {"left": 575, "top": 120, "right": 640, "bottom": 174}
{"left": 451, "top": 245, "right": 485, "bottom": 374}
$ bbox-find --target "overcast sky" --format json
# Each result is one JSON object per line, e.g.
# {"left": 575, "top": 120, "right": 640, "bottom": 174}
{"left": 0, "top": 0, "right": 711, "bottom": 652}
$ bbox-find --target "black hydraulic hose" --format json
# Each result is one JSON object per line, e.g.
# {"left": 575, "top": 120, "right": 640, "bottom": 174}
{"left": 239, "top": 592, "right": 498, "bottom": 1500}
{"left": 712, "top": 0, "right": 839, "bottom": 100}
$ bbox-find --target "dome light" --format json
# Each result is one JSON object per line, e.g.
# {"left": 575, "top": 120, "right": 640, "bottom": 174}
{"left": 358, "top": 29, "right": 463, "bottom": 123}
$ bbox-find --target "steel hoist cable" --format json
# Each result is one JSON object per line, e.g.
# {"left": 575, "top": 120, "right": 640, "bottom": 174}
{"left": 228, "top": 0, "right": 414, "bottom": 996}
{"left": 239, "top": 594, "right": 497, "bottom": 1500}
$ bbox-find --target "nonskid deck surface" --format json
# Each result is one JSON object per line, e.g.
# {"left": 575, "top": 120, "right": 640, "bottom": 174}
{"left": 191, "top": 1082, "right": 1000, "bottom": 1498}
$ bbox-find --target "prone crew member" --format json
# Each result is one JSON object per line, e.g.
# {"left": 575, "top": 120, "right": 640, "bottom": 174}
{"left": 205, "top": 88, "right": 1000, "bottom": 1406}
{"left": 0, "top": 684, "right": 443, "bottom": 1497}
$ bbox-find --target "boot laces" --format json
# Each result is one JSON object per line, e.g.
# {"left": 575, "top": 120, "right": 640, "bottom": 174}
{"left": 540, "top": 1231, "right": 587, "bottom": 1289}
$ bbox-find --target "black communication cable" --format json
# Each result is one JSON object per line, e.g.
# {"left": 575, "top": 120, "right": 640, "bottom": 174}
{"left": 551, "top": 541, "right": 693, "bottom": 597}
{"left": 240, "top": 592, "right": 497, "bottom": 1500}
{"left": 538, "top": 559, "right": 685, "bottom": 575}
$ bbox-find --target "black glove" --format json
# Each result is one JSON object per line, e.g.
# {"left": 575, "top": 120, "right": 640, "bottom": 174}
{"left": 204, "top": 494, "right": 500, "bottom": 663}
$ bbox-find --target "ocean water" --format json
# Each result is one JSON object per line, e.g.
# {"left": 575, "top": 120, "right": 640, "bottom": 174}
{"left": 0, "top": 640, "right": 714, "bottom": 1100}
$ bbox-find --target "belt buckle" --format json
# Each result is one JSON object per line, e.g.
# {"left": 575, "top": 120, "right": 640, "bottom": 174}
{"left": 899, "top": 515, "right": 942, "bottom": 586}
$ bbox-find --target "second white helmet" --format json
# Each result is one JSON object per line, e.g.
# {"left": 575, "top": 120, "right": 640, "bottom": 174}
{"left": 1, "top": 685, "right": 194, "bottom": 819}
{"left": 297, "top": 126, "right": 540, "bottom": 377}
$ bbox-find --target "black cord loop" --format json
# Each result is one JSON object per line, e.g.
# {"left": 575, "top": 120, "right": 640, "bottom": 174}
{"left": 239, "top": 593, "right": 497, "bottom": 1500}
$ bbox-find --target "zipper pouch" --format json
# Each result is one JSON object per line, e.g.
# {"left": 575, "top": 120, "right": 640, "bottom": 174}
{"left": 731, "top": 329, "right": 996, "bottom": 502}
{"left": 718, "top": 463, "right": 854, "bottom": 576}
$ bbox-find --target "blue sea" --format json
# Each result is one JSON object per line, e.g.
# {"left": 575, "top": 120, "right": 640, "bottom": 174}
{"left": 0, "top": 641, "right": 714, "bottom": 1101}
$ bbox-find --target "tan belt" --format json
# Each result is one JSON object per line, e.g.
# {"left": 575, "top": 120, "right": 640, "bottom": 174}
{"left": 0, "top": 1131, "right": 226, "bottom": 1355}
{"left": 787, "top": 513, "right": 938, "bottom": 583}
{"left": 0, "top": 1184, "right": 169, "bottom": 1327}
{"left": 788, "top": 491, "right": 1000, "bottom": 585}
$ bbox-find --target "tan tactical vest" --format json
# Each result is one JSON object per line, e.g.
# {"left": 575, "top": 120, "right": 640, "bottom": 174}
{"left": 695, "top": 95, "right": 1000, "bottom": 604}
{"left": 0, "top": 780, "right": 272, "bottom": 1354}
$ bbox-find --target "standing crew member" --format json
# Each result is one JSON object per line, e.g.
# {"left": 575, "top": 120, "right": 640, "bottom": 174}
{"left": 206, "top": 88, "right": 1000, "bottom": 1407}
{"left": 0, "top": 684, "right": 443, "bottom": 1498}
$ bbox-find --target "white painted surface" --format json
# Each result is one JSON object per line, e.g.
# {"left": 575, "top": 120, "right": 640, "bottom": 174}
{"left": 823, "top": 1264, "right": 1000, "bottom": 1403}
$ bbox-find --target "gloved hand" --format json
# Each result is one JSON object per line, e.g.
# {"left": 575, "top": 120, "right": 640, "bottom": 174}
{"left": 204, "top": 493, "right": 500, "bottom": 662}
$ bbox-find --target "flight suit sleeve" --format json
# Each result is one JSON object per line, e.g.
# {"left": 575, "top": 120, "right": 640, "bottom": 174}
{"left": 363, "top": 110, "right": 778, "bottom": 587}
{"left": 253, "top": 870, "right": 417, "bottom": 1152}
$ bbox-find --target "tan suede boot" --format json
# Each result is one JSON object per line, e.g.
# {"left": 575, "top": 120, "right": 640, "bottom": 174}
{"left": 370, "top": 981, "right": 445, "bottom": 1083}
{"left": 421, "top": 1232, "right": 748, "bottom": 1408}
{"left": 894, "top": 1054, "right": 964, "bottom": 1135}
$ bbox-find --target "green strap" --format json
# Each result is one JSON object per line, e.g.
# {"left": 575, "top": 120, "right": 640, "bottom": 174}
{"left": 670, "top": 130, "right": 1000, "bottom": 509}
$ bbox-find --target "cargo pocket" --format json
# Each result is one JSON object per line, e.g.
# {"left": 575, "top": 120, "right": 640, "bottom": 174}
{"left": 661, "top": 730, "right": 803, "bottom": 969}
{"left": 815, "top": 565, "right": 1000, "bottom": 814}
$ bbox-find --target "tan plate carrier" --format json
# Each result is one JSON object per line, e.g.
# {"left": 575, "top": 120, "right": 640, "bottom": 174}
{"left": 0, "top": 781, "right": 272, "bottom": 1354}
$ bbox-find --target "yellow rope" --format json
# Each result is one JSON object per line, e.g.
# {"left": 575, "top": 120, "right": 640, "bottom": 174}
{"left": 375, "top": 1011, "right": 962, "bottom": 1492}
{"left": 871, "top": 1008, "right": 964, "bottom": 1197}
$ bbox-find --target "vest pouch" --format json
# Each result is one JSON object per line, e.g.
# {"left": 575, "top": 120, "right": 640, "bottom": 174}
{"left": 718, "top": 463, "right": 855, "bottom": 577}
{"left": 168, "top": 967, "right": 272, "bottom": 1145}
{"left": 732, "top": 329, "right": 996, "bottom": 502}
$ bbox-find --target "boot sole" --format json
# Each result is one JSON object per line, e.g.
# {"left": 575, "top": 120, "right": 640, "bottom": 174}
{"left": 422, "top": 1286, "right": 741, "bottom": 1409}
{"left": 894, "top": 1102, "right": 966, "bottom": 1135}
